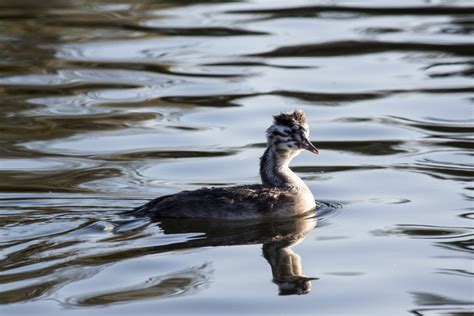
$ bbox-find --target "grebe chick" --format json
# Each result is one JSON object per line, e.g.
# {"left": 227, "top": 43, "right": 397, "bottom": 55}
{"left": 130, "top": 109, "right": 319, "bottom": 220}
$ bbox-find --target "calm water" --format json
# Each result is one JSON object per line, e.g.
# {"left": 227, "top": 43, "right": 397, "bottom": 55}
{"left": 0, "top": 0, "right": 473, "bottom": 315}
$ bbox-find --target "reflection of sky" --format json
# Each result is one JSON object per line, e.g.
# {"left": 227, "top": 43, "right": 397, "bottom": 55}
{"left": 0, "top": 0, "right": 472, "bottom": 315}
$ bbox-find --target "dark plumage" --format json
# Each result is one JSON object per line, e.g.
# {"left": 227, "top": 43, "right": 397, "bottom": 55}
{"left": 273, "top": 109, "right": 307, "bottom": 127}
{"left": 132, "top": 185, "right": 294, "bottom": 219}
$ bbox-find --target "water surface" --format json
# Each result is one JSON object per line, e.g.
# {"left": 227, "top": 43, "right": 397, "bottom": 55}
{"left": 0, "top": 1, "right": 473, "bottom": 315}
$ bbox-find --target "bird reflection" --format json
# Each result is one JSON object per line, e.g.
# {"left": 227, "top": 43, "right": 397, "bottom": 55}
{"left": 263, "top": 240, "right": 318, "bottom": 295}
{"left": 57, "top": 212, "right": 319, "bottom": 307}
{"left": 155, "top": 212, "right": 318, "bottom": 296}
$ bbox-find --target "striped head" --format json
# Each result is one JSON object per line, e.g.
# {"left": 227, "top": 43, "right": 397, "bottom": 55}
{"left": 266, "top": 109, "right": 319, "bottom": 155}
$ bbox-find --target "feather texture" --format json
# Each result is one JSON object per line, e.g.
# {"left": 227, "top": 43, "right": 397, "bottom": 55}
{"left": 131, "top": 185, "right": 305, "bottom": 219}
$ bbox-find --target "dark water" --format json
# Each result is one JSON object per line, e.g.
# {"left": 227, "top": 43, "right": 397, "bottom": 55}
{"left": 0, "top": 0, "right": 473, "bottom": 315}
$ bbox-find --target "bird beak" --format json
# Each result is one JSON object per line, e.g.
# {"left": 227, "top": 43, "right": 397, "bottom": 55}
{"left": 303, "top": 276, "right": 319, "bottom": 281}
{"left": 301, "top": 136, "right": 320, "bottom": 155}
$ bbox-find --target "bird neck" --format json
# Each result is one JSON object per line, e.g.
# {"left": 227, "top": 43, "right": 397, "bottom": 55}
{"left": 263, "top": 243, "right": 302, "bottom": 281}
{"left": 259, "top": 147, "right": 306, "bottom": 189}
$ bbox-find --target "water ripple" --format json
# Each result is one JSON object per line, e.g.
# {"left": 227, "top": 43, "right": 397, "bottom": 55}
{"left": 0, "top": 0, "right": 472, "bottom": 314}
{"left": 251, "top": 40, "right": 474, "bottom": 57}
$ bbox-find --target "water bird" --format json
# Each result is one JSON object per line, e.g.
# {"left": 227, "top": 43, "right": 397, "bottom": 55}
{"left": 130, "top": 109, "right": 319, "bottom": 219}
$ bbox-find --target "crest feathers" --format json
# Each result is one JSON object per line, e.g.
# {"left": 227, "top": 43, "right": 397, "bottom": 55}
{"left": 273, "top": 109, "right": 307, "bottom": 127}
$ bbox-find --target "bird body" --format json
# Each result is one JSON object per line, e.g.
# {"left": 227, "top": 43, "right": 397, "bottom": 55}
{"left": 130, "top": 109, "right": 319, "bottom": 220}
{"left": 132, "top": 184, "right": 314, "bottom": 219}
